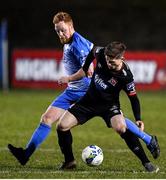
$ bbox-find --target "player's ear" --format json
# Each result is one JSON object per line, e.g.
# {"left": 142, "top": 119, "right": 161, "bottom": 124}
{"left": 121, "top": 56, "right": 125, "bottom": 60}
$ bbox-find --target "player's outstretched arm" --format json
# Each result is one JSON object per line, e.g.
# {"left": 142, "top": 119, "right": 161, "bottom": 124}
{"left": 58, "top": 46, "right": 96, "bottom": 85}
{"left": 128, "top": 94, "right": 144, "bottom": 131}
{"left": 58, "top": 68, "right": 86, "bottom": 84}
{"left": 86, "top": 62, "right": 94, "bottom": 78}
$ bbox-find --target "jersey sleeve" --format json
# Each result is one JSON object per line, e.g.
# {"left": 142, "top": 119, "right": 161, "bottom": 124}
{"left": 123, "top": 74, "right": 136, "bottom": 96}
{"left": 82, "top": 46, "right": 104, "bottom": 73}
{"left": 72, "top": 40, "right": 94, "bottom": 67}
{"left": 123, "top": 74, "right": 141, "bottom": 121}
{"left": 82, "top": 46, "right": 96, "bottom": 73}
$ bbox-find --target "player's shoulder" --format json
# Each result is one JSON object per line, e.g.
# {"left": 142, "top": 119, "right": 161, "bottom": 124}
{"left": 123, "top": 61, "right": 132, "bottom": 74}
{"left": 93, "top": 46, "right": 104, "bottom": 57}
{"left": 93, "top": 46, "right": 104, "bottom": 53}
{"left": 72, "top": 32, "right": 93, "bottom": 49}
{"left": 121, "top": 61, "right": 134, "bottom": 80}
{"left": 70, "top": 32, "right": 93, "bottom": 58}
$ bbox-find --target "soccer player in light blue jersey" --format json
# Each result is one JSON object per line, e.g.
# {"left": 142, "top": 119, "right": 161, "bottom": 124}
{"left": 8, "top": 11, "right": 94, "bottom": 166}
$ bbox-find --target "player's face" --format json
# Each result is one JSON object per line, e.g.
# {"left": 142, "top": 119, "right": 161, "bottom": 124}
{"left": 54, "top": 21, "right": 74, "bottom": 44}
{"left": 105, "top": 55, "right": 123, "bottom": 70}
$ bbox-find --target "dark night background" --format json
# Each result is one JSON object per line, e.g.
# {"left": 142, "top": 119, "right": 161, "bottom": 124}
{"left": 1, "top": 0, "right": 166, "bottom": 50}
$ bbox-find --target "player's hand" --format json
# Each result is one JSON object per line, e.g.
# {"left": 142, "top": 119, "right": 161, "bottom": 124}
{"left": 58, "top": 76, "right": 70, "bottom": 85}
{"left": 136, "top": 120, "right": 144, "bottom": 131}
{"left": 87, "top": 63, "right": 94, "bottom": 78}
{"left": 87, "top": 70, "right": 93, "bottom": 78}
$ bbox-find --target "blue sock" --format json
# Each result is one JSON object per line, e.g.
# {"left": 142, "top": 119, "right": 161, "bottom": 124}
{"left": 125, "top": 118, "right": 152, "bottom": 145}
{"left": 25, "top": 123, "right": 51, "bottom": 158}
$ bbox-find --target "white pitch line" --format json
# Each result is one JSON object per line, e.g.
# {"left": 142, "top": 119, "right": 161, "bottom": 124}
{"left": 0, "top": 147, "right": 130, "bottom": 153}
{"left": 0, "top": 170, "right": 165, "bottom": 174}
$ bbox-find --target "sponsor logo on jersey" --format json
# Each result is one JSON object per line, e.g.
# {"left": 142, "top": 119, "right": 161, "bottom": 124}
{"left": 94, "top": 74, "right": 107, "bottom": 89}
{"left": 109, "top": 105, "right": 120, "bottom": 114}
{"left": 97, "top": 62, "right": 102, "bottom": 68}
{"left": 127, "top": 81, "right": 135, "bottom": 91}
{"left": 122, "top": 69, "right": 127, "bottom": 76}
{"left": 113, "top": 109, "right": 119, "bottom": 114}
{"left": 108, "top": 77, "right": 118, "bottom": 86}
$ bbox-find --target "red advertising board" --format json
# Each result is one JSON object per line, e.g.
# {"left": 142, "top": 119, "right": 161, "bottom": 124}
{"left": 126, "top": 51, "right": 166, "bottom": 90}
{"left": 11, "top": 49, "right": 166, "bottom": 90}
{"left": 12, "top": 49, "right": 66, "bottom": 89}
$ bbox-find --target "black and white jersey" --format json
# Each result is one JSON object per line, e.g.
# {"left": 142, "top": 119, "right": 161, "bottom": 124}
{"left": 82, "top": 46, "right": 140, "bottom": 121}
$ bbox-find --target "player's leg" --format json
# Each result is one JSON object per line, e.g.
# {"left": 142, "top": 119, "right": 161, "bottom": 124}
{"left": 8, "top": 90, "right": 72, "bottom": 165}
{"left": 8, "top": 106, "right": 65, "bottom": 165}
{"left": 104, "top": 107, "right": 160, "bottom": 159}
{"left": 56, "top": 98, "right": 94, "bottom": 170}
{"left": 120, "top": 128, "right": 159, "bottom": 172}
{"left": 125, "top": 118, "right": 160, "bottom": 159}
{"left": 110, "top": 114, "right": 159, "bottom": 172}
{"left": 25, "top": 106, "right": 65, "bottom": 156}
{"left": 56, "top": 111, "right": 79, "bottom": 169}
{"left": 125, "top": 118, "right": 151, "bottom": 144}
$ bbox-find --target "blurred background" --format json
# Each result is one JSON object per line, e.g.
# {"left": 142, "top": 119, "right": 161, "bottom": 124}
{"left": 1, "top": 1, "right": 166, "bottom": 178}
{"left": 1, "top": 0, "right": 166, "bottom": 90}
{"left": 1, "top": 0, "right": 166, "bottom": 49}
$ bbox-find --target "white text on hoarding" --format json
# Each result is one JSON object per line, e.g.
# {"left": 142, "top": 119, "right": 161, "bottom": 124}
{"left": 127, "top": 60, "right": 157, "bottom": 83}
{"left": 15, "top": 58, "right": 65, "bottom": 81}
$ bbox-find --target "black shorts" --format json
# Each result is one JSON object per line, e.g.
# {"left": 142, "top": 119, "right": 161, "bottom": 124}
{"left": 68, "top": 100, "right": 122, "bottom": 128}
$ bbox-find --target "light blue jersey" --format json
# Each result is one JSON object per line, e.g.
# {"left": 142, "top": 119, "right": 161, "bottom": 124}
{"left": 63, "top": 32, "right": 93, "bottom": 91}
{"left": 51, "top": 32, "right": 93, "bottom": 110}
{"left": 20, "top": 33, "right": 93, "bottom": 161}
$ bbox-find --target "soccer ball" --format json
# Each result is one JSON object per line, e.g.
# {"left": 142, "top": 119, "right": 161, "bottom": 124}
{"left": 81, "top": 145, "right": 104, "bottom": 166}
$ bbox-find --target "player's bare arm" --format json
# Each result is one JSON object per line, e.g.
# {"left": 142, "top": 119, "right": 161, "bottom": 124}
{"left": 58, "top": 68, "right": 86, "bottom": 84}
{"left": 58, "top": 47, "right": 96, "bottom": 84}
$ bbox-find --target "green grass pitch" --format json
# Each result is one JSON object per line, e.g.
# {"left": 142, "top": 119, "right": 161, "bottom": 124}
{"left": 0, "top": 89, "right": 165, "bottom": 178}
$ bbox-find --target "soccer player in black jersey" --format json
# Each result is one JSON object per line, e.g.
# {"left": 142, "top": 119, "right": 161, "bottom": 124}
{"left": 56, "top": 41, "right": 160, "bottom": 172}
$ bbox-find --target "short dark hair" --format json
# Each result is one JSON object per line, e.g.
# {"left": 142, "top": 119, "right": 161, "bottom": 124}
{"left": 104, "top": 41, "right": 126, "bottom": 59}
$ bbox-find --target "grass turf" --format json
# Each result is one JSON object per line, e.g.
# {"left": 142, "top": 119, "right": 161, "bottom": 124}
{"left": 0, "top": 89, "right": 165, "bottom": 178}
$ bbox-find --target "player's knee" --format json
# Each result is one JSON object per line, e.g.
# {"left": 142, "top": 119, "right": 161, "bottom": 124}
{"left": 56, "top": 122, "right": 70, "bottom": 131}
{"left": 111, "top": 115, "right": 127, "bottom": 134}
{"left": 114, "top": 124, "right": 126, "bottom": 135}
{"left": 40, "top": 113, "right": 54, "bottom": 126}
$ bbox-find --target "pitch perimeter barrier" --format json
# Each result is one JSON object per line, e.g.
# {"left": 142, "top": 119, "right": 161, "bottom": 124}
{"left": 0, "top": 24, "right": 2, "bottom": 87}
{"left": 11, "top": 49, "right": 166, "bottom": 90}
{"left": 0, "top": 20, "right": 8, "bottom": 90}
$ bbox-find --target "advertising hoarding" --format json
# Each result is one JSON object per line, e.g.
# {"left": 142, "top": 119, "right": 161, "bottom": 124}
{"left": 12, "top": 49, "right": 166, "bottom": 90}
